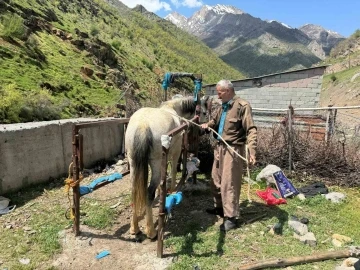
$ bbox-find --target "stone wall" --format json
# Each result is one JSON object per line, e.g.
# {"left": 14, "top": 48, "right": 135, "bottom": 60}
{"left": 204, "top": 66, "right": 326, "bottom": 114}
{"left": 0, "top": 118, "right": 126, "bottom": 195}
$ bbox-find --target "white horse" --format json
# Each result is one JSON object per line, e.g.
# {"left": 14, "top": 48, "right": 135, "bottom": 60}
{"left": 125, "top": 96, "right": 209, "bottom": 239}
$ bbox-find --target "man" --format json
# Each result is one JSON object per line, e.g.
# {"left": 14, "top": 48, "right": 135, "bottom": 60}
{"left": 201, "top": 79, "right": 257, "bottom": 231}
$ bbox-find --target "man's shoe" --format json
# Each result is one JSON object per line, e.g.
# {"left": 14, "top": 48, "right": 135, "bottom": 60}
{"left": 220, "top": 218, "right": 237, "bottom": 232}
{"left": 205, "top": 207, "right": 224, "bottom": 217}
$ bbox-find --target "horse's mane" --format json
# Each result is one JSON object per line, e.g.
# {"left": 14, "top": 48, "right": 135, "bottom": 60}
{"left": 160, "top": 96, "right": 196, "bottom": 116}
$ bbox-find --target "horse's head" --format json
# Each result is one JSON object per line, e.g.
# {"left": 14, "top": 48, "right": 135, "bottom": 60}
{"left": 199, "top": 95, "right": 212, "bottom": 124}
{"left": 161, "top": 95, "right": 213, "bottom": 123}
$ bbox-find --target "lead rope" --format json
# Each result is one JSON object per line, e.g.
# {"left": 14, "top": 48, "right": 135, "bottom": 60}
{"left": 166, "top": 111, "right": 253, "bottom": 202}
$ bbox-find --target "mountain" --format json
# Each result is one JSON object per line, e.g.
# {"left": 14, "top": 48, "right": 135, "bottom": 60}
{"left": 165, "top": 4, "right": 344, "bottom": 77}
{"left": 0, "top": 0, "right": 243, "bottom": 124}
{"left": 299, "top": 24, "right": 345, "bottom": 55}
{"left": 320, "top": 30, "right": 360, "bottom": 121}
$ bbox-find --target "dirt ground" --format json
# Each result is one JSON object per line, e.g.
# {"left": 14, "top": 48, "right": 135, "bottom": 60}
{"left": 50, "top": 162, "right": 218, "bottom": 270}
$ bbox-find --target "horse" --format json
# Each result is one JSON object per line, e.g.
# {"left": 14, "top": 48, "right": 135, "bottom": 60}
{"left": 125, "top": 96, "right": 210, "bottom": 239}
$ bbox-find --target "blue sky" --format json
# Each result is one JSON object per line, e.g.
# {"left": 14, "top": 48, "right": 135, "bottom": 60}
{"left": 119, "top": 0, "right": 359, "bottom": 37}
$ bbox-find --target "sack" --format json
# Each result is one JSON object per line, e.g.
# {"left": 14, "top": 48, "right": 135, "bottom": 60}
{"left": 0, "top": 196, "right": 16, "bottom": 215}
{"left": 256, "top": 187, "right": 287, "bottom": 206}
{"left": 273, "top": 171, "right": 299, "bottom": 198}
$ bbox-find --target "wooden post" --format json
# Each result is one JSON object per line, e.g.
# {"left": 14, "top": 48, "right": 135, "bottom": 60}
{"left": 287, "top": 107, "right": 293, "bottom": 172}
{"left": 157, "top": 146, "right": 168, "bottom": 258}
{"left": 72, "top": 126, "right": 80, "bottom": 236}
{"left": 325, "top": 105, "right": 333, "bottom": 142}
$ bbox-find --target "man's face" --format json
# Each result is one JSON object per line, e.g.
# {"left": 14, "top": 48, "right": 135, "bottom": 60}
{"left": 216, "top": 86, "right": 230, "bottom": 102}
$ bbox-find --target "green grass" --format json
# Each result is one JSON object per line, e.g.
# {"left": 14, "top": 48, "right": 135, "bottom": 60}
{"left": 323, "top": 65, "right": 360, "bottom": 89}
{"left": 165, "top": 184, "right": 360, "bottom": 270}
{"left": 0, "top": 179, "right": 129, "bottom": 269}
{"left": 0, "top": 0, "right": 244, "bottom": 123}
{"left": 0, "top": 173, "right": 359, "bottom": 270}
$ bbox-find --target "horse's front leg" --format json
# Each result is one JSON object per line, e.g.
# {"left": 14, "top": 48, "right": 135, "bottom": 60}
{"left": 169, "top": 141, "right": 183, "bottom": 191}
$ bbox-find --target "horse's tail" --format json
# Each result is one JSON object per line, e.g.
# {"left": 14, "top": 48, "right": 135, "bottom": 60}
{"left": 131, "top": 124, "right": 153, "bottom": 216}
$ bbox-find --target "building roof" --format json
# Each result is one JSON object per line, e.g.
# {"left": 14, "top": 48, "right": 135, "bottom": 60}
{"left": 203, "top": 65, "right": 329, "bottom": 87}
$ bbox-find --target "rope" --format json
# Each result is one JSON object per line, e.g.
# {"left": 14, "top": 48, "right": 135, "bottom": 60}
{"left": 64, "top": 162, "right": 83, "bottom": 220}
{"left": 165, "top": 111, "right": 254, "bottom": 201}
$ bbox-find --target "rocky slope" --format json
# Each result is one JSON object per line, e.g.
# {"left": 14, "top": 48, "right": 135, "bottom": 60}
{"left": 166, "top": 4, "right": 344, "bottom": 77}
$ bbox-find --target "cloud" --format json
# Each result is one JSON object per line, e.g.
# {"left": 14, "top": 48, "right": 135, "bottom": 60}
{"left": 170, "top": 0, "right": 181, "bottom": 8}
{"left": 120, "top": 0, "right": 171, "bottom": 12}
{"left": 171, "top": 0, "right": 202, "bottom": 8}
{"left": 182, "top": 0, "right": 202, "bottom": 8}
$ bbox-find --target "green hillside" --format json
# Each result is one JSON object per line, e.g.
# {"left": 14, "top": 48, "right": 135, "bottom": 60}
{"left": 321, "top": 30, "right": 360, "bottom": 107}
{"left": 0, "top": 0, "right": 243, "bottom": 124}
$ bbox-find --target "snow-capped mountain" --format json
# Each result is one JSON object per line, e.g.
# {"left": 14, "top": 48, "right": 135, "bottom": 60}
{"left": 164, "top": 4, "right": 344, "bottom": 76}
{"left": 299, "top": 24, "right": 345, "bottom": 55}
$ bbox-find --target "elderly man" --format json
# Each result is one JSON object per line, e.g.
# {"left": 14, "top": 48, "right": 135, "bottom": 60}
{"left": 201, "top": 79, "right": 257, "bottom": 231}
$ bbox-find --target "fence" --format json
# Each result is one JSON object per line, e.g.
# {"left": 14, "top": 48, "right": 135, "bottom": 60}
{"left": 253, "top": 105, "right": 360, "bottom": 172}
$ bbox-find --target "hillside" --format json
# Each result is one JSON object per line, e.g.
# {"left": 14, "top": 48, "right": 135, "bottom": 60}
{"left": 321, "top": 30, "right": 360, "bottom": 123}
{"left": 165, "top": 4, "right": 344, "bottom": 77}
{"left": 0, "top": 0, "right": 243, "bottom": 124}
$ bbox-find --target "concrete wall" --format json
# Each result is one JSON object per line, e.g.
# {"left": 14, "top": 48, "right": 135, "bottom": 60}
{"left": 0, "top": 118, "right": 126, "bottom": 195}
{"left": 204, "top": 66, "right": 326, "bottom": 114}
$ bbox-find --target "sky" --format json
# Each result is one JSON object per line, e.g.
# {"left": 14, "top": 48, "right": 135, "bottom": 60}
{"left": 119, "top": 0, "right": 359, "bottom": 37}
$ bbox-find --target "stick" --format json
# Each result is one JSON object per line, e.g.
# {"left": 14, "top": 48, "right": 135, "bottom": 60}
{"left": 245, "top": 214, "right": 267, "bottom": 224}
{"left": 238, "top": 246, "right": 360, "bottom": 270}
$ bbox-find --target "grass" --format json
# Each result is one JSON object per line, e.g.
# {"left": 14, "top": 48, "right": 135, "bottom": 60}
{"left": 0, "top": 178, "right": 130, "bottom": 269}
{"left": 323, "top": 64, "right": 360, "bottom": 89}
{"left": 0, "top": 173, "right": 359, "bottom": 270}
{"left": 165, "top": 182, "right": 360, "bottom": 270}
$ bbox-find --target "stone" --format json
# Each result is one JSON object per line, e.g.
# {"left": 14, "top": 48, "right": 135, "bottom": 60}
{"left": 332, "top": 234, "right": 353, "bottom": 244}
{"left": 324, "top": 192, "right": 346, "bottom": 203}
{"left": 332, "top": 238, "right": 343, "bottom": 247}
{"left": 288, "top": 220, "right": 308, "bottom": 236}
{"left": 295, "top": 232, "right": 317, "bottom": 247}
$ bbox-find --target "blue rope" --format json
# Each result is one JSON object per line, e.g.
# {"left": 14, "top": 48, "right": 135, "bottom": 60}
{"left": 193, "top": 79, "right": 202, "bottom": 102}
{"left": 162, "top": 72, "right": 172, "bottom": 91}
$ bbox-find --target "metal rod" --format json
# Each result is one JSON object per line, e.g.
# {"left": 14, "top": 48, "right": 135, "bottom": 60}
{"left": 72, "top": 126, "right": 80, "bottom": 236}
{"left": 157, "top": 147, "right": 168, "bottom": 258}
{"left": 78, "top": 133, "right": 84, "bottom": 171}
{"left": 192, "top": 117, "right": 200, "bottom": 184}
{"left": 253, "top": 105, "right": 360, "bottom": 112}
{"left": 75, "top": 118, "right": 129, "bottom": 129}
{"left": 176, "top": 128, "right": 189, "bottom": 191}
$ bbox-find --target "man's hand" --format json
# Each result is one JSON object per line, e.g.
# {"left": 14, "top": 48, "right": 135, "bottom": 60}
{"left": 200, "top": 123, "right": 209, "bottom": 130}
{"left": 249, "top": 155, "right": 256, "bottom": 165}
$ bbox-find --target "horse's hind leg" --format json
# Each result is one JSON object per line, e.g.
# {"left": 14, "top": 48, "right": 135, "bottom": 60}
{"left": 129, "top": 163, "right": 141, "bottom": 236}
{"left": 145, "top": 159, "right": 161, "bottom": 239}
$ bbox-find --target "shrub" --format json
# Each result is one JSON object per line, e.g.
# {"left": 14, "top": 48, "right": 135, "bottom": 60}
{"left": 351, "top": 29, "right": 360, "bottom": 39}
{"left": 330, "top": 74, "right": 337, "bottom": 82}
{"left": 0, "top": 84, "right": 24, "bottom": 123}
{"left": 111, "top": 40, "right": 121, "bottom": 50}
{"left": 90, "top": 25, "right": 99, "bottom": 36}
{"left": 141, "top": 58, "right": 154, "bottom": 71}
{"left": 0, "top": 14, "right": 25, "bottom": 39}
{"left": 19, "top": 89, "right": 62, "bottom": 122}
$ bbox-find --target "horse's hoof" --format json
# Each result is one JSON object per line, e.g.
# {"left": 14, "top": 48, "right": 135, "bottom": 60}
{"left": 147, "top": 231, "right": 158, "bottom": 241}
{"left": 130, "top": 228, "right": 141, "bottom": 235}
